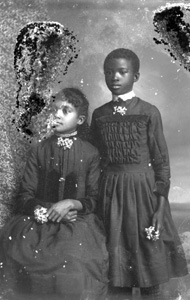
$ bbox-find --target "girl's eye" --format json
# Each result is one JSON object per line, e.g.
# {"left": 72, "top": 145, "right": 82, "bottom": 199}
{"left": 62, "top": 108, "right": 68, "bottom": 114}
{"left": 105, "top": 70, "right": 112, "bottom": 76}
{"left": 120, "top": 70, "right": 128, "bottom": 75}
{"left": 62, "top": 107, "right": 72, "bottom": 114}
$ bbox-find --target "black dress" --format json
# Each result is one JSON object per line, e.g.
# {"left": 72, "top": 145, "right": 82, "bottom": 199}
{"left": 0, "top": 135, "right": 108, "bottom": 299}
{"left": 90, "top": 97, "right": 188, "bottom": 288}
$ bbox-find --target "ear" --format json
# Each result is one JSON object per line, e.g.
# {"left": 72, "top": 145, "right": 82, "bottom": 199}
{"left": 134, "top": 72, "right": 140, "bottom": 82}
{"left": 77, "top": 115, "right": 86, "bottom": 125}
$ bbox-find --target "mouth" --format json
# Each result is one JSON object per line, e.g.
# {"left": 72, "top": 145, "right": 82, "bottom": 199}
{"left": 111, "top": 85, "right": 121, "bottom": 89}
{"left": 52, "top": 120, "right": 62, "bottom": 127}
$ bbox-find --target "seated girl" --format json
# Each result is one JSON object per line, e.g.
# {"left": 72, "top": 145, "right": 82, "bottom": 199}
{"left": 0, "top": 87, "right": 108, "bottom": 300}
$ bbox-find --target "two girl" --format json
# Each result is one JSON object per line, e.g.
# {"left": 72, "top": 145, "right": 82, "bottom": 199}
{"left": 0, "top": 47, "right": 188, "bottom": 300}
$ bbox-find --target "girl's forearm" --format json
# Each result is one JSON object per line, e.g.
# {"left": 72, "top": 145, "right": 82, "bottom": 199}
{"left": 68, "top": 199, "right": 83, "bottom": 211}
{"left": 156, "top": 195, "right": 166, "bottom": 213}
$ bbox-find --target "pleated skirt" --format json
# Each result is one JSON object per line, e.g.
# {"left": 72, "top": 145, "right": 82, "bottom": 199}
{"left": 98, "top": 164, "right": 188, "bottom": 288}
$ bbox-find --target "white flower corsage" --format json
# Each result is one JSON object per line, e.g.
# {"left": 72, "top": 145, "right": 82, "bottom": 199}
{"left": 34, "top": 206, "right": 48, "bottom": 224}
{"left": 145, "top": 226, "right": 160, "bottom": 241}
{"left": 57, "top": 137, "right": 74, "bottom": 149}
{"left": 113, "top": 106, "right": 127, "bottom": 116}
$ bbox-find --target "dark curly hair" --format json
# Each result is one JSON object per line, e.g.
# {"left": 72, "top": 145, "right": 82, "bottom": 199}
{"left": 104, "top": 48, "right": 140, "bottom": 73}
{"left": 52, "top": 87, "right": 90, "bottom": 140}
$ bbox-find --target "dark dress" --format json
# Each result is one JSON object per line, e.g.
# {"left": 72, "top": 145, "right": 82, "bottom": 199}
{"left": 0, "top": 135, "right": 108, "bottom": 299}
{"left": 90, "top": 97, "right": 188, "bottom": 288}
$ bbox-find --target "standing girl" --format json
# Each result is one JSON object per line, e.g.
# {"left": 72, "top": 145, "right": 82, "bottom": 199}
{"left": 0, "top": 88, "right": 108, "bottom": 300}
{"left": 90, "top": 48, "right": 188, "bottom": 300}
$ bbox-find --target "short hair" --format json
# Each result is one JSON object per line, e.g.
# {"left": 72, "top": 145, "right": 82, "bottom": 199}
{"left": 104, "top": 48, "right": 140, "bottom": 73}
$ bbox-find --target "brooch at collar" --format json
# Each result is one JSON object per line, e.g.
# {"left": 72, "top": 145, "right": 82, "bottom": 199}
{"left": 113, "top": 106, "right": 127, "bottom": 116}
{"left": 56, "top": 131, "right": 77, "bottom": 149}
{"left": 57, "top": 137, "right": 77, "bottom": 149}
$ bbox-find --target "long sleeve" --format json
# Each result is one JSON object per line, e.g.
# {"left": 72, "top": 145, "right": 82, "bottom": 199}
{"left": 148, "top": 106, "right": 171, "bottom": 198}
{"left": 16, "top": 145, "right": 51, "bottom": 215}
{"left": 90, "top": 109, "right": 108, "bottom": 168}
{"left": 77, "top": 151, "right": 101, "bottom": 214}
{"left": 89, "top": 110, "right": 99, "bottom": 148}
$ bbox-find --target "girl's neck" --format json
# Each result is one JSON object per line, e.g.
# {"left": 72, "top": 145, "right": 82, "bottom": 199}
{"left": 55, "top": 130, "right": 78, "bottom": 138}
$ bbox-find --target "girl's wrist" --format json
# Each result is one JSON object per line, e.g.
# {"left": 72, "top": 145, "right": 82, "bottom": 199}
{"left": 65, "top": 199, "right": 83, "bottom": 211}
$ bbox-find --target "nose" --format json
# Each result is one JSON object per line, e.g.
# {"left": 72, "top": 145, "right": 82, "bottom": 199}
{"left": 54, "top": 109, "right": 62, "bottom": 118}
{"left": 113, "top": 72, "right": 119, "bottom": 81}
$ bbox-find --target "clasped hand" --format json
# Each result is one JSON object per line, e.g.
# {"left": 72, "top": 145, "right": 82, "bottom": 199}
{"left": 47, "top": 199, "right": 78, "bottom": 223}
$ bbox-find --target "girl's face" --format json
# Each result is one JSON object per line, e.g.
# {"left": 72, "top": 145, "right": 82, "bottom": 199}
{"left": 104, "top": 58, "right": 139, "bottom": 95}
{"left": 52, "top": 99, "right": 84, "bottom": 134}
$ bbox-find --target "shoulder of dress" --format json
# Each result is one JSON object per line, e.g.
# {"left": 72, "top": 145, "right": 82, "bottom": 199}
{"left": 92, "top": 101, "right": 112, "bottom": 116}
{"left": 39, "top": 137, "right": 51, "bottom": 146}
{"left": 136, "top": 97, "right": 160, "bottom": 114}
{"left": 31, "top": 135, "right": 55, "bottom": 151}
{"left": 136, "top": 97, "right": 152, "bottom": 107}
{"left": 78, "top": 139, "right": 99, "bottom": 156}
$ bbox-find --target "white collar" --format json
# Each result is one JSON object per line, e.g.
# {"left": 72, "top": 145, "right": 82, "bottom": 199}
{"left": 112, "top": 90, "right": 136, "bottom": 102}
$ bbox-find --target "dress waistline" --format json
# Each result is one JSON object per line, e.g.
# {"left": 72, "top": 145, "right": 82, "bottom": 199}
{"left": 104, "top": 163, "right": 153, "bottom": 173}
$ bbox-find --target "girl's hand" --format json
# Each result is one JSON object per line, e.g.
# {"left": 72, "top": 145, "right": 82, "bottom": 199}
{"left": 47, "top": 199, "right": 82, "bottom": 223}
{"left": 62, "top": 210, "right": 78, "bottom": 222}
{"left": 152, "top": 209, "right": 164, "bottom": 233}
{"left": 152, "top": 195, "right": 166, "bottom": 232}
{"left": 47, "top": 199, "right": 74, "bottom": 223}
